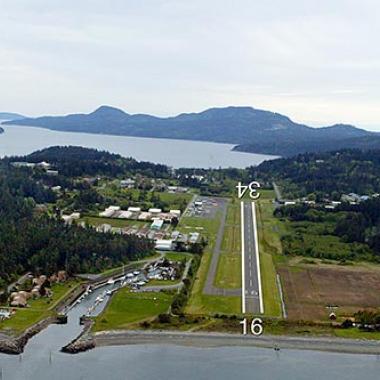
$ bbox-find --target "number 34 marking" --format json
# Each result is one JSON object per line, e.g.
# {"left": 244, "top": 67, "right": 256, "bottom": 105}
{"left": 236, "top": 181, "right": 261, "bottom": 200}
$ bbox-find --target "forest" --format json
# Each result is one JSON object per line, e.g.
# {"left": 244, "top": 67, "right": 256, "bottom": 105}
{"left": 252, "top": 149, "right": 380, "bottom": 200}
{"left": 6, "top": 146, "right": 171, "bottom": 178}
{"left": 275, "top": 199, "right": 380, "bottom": 261}
{"left": 0, "top": 148, "right": 158, "bottom": 289}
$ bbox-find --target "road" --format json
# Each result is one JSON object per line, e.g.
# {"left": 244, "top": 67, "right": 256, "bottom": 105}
{"left": 241, "top": 201, "right": 263, "bottom": 314}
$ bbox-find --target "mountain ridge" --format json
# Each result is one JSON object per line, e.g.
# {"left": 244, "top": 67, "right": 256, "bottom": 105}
{"left": 0, "top": 112, "right": 25, "bottom": 121}
{"left": 3, "top": 105, "right": 379, "bottom": 156}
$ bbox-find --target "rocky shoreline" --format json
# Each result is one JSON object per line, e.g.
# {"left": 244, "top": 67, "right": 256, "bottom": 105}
{"left": 0, "top": 316, "right": 54, "bottom": 355}
{"left": 61, "top": 319, "right": 96, "bottom": 354}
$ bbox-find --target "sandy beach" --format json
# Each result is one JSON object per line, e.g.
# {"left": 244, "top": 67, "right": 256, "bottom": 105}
{"left": 94, "top": 330, "right": 380, "bottom": 355}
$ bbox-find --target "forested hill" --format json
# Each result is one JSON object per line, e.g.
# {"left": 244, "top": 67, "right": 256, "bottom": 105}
{"left": 253, "top": 149, "right": 380, "bottom": 199}
{"left": 3, "top": 105, "right": 378, "bottom": 156}
{"left": 7, "top": 146, "right": 170, "bottom": 178}
{"left": 0, "top": 147, "right": 161, "bottom": 287}
{"left": 234, "top": 133, "right": 380, "bottom": 157}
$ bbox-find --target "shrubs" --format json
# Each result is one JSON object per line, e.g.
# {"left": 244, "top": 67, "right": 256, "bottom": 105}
{"left": 171, "top": 255, "right": 200, "bottom": 315}
{"left": 157, "top": 314, "right": 172, "bottom": 323}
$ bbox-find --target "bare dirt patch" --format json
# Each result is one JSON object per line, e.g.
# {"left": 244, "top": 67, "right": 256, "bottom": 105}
{"left": 278, "top": 263, "right": 380, "bottom": 321}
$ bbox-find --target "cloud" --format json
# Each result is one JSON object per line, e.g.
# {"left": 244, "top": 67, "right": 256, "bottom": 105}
{"left": 0, "top": 0, "right": 378, "bottom": 128}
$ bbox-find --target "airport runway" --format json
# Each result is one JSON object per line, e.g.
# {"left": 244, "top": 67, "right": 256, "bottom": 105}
{"left": 241, "top": 201, "right": 264, "bottom": 314}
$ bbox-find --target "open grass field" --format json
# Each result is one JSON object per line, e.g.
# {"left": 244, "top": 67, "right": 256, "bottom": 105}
{"left": 0, "top": 309, "right": 46, "bottom": 335}
{"left": 92, "top": 289, "right": 173, "bottom": 331}
{"left": 214, "top": 201, "right": 241, "bottom": 289}
{"left": 0, "top": 279, "right": 82, "bottom": 335}
{"left": 182, "top": 202, "right": 241, "bottom": 315}
{"left": 98, "top": 184, "right": 192, "bottom": 212}
{"left": 164, "top": 251, "right": 190, "bottom": 262}
{"left": 278, "top": 261, "right": 380, "bottom": 321}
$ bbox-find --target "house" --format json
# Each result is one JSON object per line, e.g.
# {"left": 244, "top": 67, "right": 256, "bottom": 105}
{"left": 128, "top": 207, "right": 141, "bottom": 213}
{"left": 151, "top": 219, "right": 164, "bottom": 230}
{"left": 11, "top": 161, "right": 36, "bottom": 168}
{"left": 189, "top": 232, "right": 200, "bottom": 244}
{"left": 155, "top": 239, "right": 174, "bottom": 251}
{"left": 10, "top": 291, "right": 30, "bottom": 307}
{"left": 117, "top": 210, "right": 133, "bottom": 219}
{"left": 99, "top": 208, "right": 115, "bottom": 218}
{"left": 170, "top": 210, "right": 181, "bottom": 218}
{"left": 149, "top": 208, "right": 162, "bottom": 215}
{"left": 341, "top": 193, "right": 361, "bottom": 203}
{"left": 0, "top": 309, "right": 11, "bottom": 320}
{"left": 120, "top": 178, "right": 135, "bottom": 188}
{"left": 96, "top": 224, "right": 112, "bottom": 233}
{"left": 37, "top": 161, "right": 51, "bottom": 169}
{"left": 99, "top": 206, "right": 120, "bottom": 218}
{"left": 171, "top": 230, "right": 180, "bottom": 240}
{"left": 46, "top": 170, "right": 59, "bottom": 176}
{"left": 62, "top": 212, "right": 81, "bottom": 225}
{"left": 138, "top": 211, "right": 151, "bottom": 220}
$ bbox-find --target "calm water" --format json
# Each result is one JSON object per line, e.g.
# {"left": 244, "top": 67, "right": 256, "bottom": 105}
{"left": 0, "top": 125, "right": 277, "bottom": 168}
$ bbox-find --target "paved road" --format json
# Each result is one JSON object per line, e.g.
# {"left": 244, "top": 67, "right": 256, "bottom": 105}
{"left": 203, "top": 198, "right": 240, "bottom": 296}
{"left": 242, "top": 201, "right": 263, "bottom": 314}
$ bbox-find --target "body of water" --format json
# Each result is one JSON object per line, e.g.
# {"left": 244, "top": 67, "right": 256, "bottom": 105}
{"left": 0, "top": 283, "right": 379, "bottom": 380}
{"left": 0, "top": 125, "right": 277, "bottom": 168}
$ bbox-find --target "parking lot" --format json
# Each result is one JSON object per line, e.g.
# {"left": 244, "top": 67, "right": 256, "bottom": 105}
{"left": 185, "top": 196, "right": 225, "bottom": 219}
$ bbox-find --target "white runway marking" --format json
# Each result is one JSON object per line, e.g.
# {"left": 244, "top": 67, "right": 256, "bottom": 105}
{"left": 241, "top": 201, "right": 245, "bottom": 314}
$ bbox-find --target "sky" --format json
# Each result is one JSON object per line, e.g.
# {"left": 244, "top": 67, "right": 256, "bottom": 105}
{"left": 0, "top": 0, "right": 379, "bottom": 130}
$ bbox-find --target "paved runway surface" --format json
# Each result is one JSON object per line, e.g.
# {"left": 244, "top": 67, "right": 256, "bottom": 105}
{"left": 242, "top": 201, "right": 262, "bottom": 314}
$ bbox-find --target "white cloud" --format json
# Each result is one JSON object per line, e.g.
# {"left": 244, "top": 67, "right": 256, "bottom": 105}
{"left": 0, "top": 0, "right": 379, "bottom": 128}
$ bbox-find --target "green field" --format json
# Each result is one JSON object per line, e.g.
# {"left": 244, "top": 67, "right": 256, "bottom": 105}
{"left": 98, "top": 184, "right": 192, "bottom": 212}
{"left": 256, "top": 192, "right": 283, "bottom": 317}
{"left": 0, "top": 280, "right": 82, "bottom": 335}
{"left": 214, "top": 202, "right": 241, "bottom": 289}
{"left": 164, "top": 251, "right": 191, "bottom": 262}
{"left": 183, "top": 202, "right": 241, "bottom": 315}
{"left": 93, "top": 289, "right": 174, "bottom": 331}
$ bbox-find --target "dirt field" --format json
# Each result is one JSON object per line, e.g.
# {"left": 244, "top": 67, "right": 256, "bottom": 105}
{"left": 278, "top": 263, "right": 380, "bottom": 321}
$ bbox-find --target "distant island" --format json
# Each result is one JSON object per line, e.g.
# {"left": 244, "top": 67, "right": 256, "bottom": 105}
{"left": 2, "top": 105, "right": 380, "bottom": 156}
{"left": 0, "top": 112, "right": 25, "bottom": 121}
